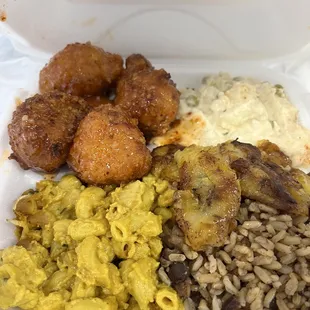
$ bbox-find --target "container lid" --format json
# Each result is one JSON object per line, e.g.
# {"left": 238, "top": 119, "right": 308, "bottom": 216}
{"left": 1, "top": 0, "right": 310, "bottom": 59}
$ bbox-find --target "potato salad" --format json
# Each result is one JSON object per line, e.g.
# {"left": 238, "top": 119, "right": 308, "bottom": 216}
{"left": 153, "top": 73, "right": 310, "bottom": 169}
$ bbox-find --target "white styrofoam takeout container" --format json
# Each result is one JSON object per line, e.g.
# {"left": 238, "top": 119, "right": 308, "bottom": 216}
{"left": 0, "top": 0, "right": 310, "bottom": 251}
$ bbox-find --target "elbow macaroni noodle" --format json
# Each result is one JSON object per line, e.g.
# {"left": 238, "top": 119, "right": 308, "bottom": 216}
{"left": 156, "top": 287, "right": 181, "bottom": 310}
{"left": 0, "top": 175, "right": 183, "bottom": 310}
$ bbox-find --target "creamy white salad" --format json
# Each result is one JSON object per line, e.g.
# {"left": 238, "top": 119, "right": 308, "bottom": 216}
{"left": 153, "top": 73, "right": 310, "bottom": 168}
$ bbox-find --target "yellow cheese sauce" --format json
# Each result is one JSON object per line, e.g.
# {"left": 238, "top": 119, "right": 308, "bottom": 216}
{"left": 0, "top": 175, "right": 182, "bottom": 310}
{"left": 153, "top": 73, "right": 310, "bottom": 169}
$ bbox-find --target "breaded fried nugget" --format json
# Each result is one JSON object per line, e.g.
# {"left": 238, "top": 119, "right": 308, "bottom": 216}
{"left": 115, "top": 56, "right": 179, "bottom": 138}
{"left": 68, "top": 104, "right": 152, "bottom": 185}
{"left": 8, "top": 92, "right": 89, "bottom": 172}
{"left": 125, "top": 54, "right": 153, "bottom": 72}
{"left": 39, "top": 43, "right": 123, "bottom": 97}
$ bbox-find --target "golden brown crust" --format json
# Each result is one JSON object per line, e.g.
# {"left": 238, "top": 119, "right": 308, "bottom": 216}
{"left": 39, "top": 42, "right": 123, "bottom": 97}
{"left": 8, "top": 92, "right": 89, "bottom": 172}
{"left": 125, "top": 54, "right": 153, "bottom": 72}
{"left": 67, "top": 104, "right": 152, "bottom": 185}
{"left": 115, "top": 67, "right": 180, "bottom": 138}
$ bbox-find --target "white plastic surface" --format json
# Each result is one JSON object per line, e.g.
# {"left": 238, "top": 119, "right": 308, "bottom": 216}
{"left": 1, "top": 0, "right": 310, "bottom": 59}
{"left": 0, "top": 2, "right": 310, "bottom": 251}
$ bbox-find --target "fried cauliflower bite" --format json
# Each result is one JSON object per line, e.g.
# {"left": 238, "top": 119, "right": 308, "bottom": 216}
{"left": 39, "top": 42, "right": 123, "bottom": 97}
{"left": 67, "top": 104, "right": 152, "bottom": 185}
{"left": 125, "top": 54, "right": 153, "bottom": 72}
{"left": 115, "top": 56, "right": 180, "bottom": 138}
{"left": 8, "top": 92, "right": 89, "bottom": 172}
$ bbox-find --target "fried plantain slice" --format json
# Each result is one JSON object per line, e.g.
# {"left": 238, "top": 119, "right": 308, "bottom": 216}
{"left": 257, "top": 139, "right": 292, "bottom": 168}
{"left": 173, "top": 146, "right": 241, "bottom": 250}
{"left": 151, "top": 140, "right": 310, "bottom": 250}
{"left": 222, "top": 141, "right": 309, "bottom": 216}
{"left": 151, "top": 144, "right": 184, "bottom": 186}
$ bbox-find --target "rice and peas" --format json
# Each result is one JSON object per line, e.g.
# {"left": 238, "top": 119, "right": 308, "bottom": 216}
{"left": 158, "top": 200, "right": 310, "bottom": 310}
